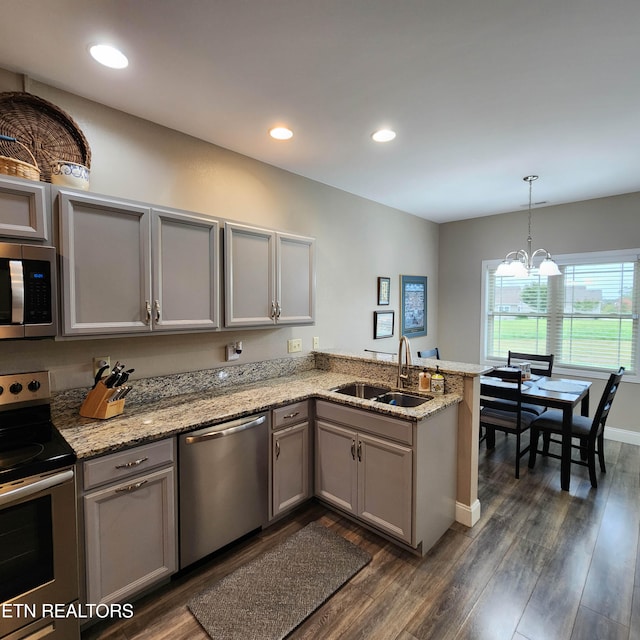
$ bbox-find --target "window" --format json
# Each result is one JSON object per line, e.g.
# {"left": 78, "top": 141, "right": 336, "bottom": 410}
{"left": 483, "top": 249, "right": 639, "bottom": 377}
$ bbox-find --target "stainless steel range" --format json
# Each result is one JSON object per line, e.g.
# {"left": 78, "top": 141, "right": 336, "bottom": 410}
{"left": 0, "top": 371, "right": 79, "bottom": 640}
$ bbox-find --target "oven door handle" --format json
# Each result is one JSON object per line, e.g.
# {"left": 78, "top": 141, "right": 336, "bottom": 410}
{"left": 0, "top": 468, "right": 74, "bottom": 507}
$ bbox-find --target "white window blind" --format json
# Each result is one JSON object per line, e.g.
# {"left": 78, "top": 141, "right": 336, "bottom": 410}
{"left": 484, "top": 250, "right": 639, "bottom": 376}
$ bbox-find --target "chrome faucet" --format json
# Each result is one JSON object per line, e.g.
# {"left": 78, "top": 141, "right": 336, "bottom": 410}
{"left": 397, "top": 335, "right": 412, "bottom": 388}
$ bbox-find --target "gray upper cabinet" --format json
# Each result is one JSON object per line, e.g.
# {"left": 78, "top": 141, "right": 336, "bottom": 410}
{"left": 0, "top": 174, "right": 49, "bottom": 242}
{"left": 224, "top": 222, "right": 315, "bottom": 327}
{"left": 277, "top": 232, "right": 315, "bottom": 325}
{"left": 151, "top": 207, "right": 219, "bottom": 331}
{"left": 57, "top": 190, "right": 219, "bottom": 336}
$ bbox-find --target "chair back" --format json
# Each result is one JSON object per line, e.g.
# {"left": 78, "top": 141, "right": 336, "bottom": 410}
{"left": 418, "top": 347, "right": 440, "bottom": 359}
{"left": 508, "top": 351, "right": 554, "bottom": 377}
{"left": 590, "top": 367, "right": 624, "bottom": 437}
{"left": 480, "top": 368, "right": 525, "bottom": 417}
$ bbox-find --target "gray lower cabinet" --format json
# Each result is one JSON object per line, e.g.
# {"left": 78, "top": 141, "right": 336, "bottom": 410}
{"left": 0, "top": 174, "right": 49, "bottom": 242}
{"left": 224, "top": 222, "right": 315, "bottom": 327}
{"left": 315, "top": 400, "right": 458, "bottom": 554}
{"left": 315, "top": 414, "right": 413, "bottom": 544}
{"left": 57, "top": 189, "right": 219, "bottom": 335}
{"left": 270, "top": 401, "right": 311, "bottom": 519}
{"left": 81, "top": 439, "right": 177, "bottom": 607}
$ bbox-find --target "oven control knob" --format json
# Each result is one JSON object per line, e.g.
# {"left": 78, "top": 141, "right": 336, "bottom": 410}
{"left": 28, "top": 380, "right": 41, "bottom": 392}
{"left": 10, "top": 382, "right": 23, "bottom": 395}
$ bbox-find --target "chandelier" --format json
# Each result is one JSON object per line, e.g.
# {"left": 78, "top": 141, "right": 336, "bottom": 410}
{"left": 495, "top": 175, "right": 561, "bottom": 277}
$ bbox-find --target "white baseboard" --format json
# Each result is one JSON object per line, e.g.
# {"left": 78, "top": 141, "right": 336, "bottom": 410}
{"left": 605, "top": 426, "right": 640, "bottom": 446}
{"left": 455, "top": 499, "right": 481, "bottom": 528}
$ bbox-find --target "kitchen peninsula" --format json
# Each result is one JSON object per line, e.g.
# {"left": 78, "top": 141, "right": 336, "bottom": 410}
{"left": 51, "top": 350, "right": 487, "bottom": 611}
{"left": 54, "top": 351, "right": 487, "bottom": 523}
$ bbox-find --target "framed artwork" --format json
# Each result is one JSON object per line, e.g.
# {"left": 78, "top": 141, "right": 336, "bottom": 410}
{"left": 377, "top": 277, "right": 390, "bottom": 305}
{"left": 373, "top": 310, "right": 394, "bottom": 339}
{"left": 401, "top": 275, "right": 427, "bottom": 337}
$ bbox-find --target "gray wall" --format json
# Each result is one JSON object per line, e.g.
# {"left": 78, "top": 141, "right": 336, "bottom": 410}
{"left": 0, "top": 70, "right": 439, "bottom": 391}
{"left": 438, "top": 193, "right": 640, "bottom": 433}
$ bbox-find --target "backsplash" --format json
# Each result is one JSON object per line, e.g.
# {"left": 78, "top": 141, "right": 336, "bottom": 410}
{"left": 52, "top": 355, "right": 316, "bottom": 414}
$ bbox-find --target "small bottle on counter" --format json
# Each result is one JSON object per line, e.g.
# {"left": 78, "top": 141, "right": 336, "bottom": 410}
{"left": 419, "top": 368, "right": 431, "bottom": 391}
{"left": 431, "top": 366, "right": 445, "bottom": 395}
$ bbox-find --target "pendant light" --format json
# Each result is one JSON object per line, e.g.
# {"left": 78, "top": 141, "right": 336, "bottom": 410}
{"left": 495, "top": 175, "right": 561, "bottom": 277}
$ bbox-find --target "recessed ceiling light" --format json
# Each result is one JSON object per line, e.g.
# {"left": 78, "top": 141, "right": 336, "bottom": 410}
{"left": 269, "top": 126, "right": 293, "bottom": 140}
{"left": 89, "top": 44, "right": 129, "bottom": 69}
{"left": 371, "top": 129, "right": 396, "bottom": 143}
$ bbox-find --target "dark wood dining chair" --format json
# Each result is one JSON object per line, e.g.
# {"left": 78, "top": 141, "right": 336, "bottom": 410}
{"left": 418, "top": 347, "right": 440, "bottom": 359}
{"left": 506, "top": 351, "right": 555, "bottom": 415}
{"left": 480, "top": 368, "right": 539, "bottom": 478}
{"left": 528, "top": 367, "right": 624, "bottom": 488}
{"left": 507, "top": 351, "right": 554, "bottom": 376}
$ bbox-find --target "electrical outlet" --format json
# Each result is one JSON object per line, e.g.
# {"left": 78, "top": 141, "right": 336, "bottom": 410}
{"left": 287, "top": 338, "right": 302, "bottom": 353}
{"left": 92, "top": 356, "right": 110, "bottom": 377}
{"left": 226, "top": 343, "right": 240, "bottom": 361}
{"left": 313, "top": 336, "right": 320, "bottom": 350}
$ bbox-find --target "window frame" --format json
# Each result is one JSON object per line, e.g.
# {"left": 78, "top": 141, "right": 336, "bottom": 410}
{"left": 481, "top": 248, "right": 640, "bottom": 383}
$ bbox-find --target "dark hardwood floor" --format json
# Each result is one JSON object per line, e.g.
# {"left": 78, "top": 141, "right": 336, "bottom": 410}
{"left": 82, "top": 433, "right": 640, "bottom": 640}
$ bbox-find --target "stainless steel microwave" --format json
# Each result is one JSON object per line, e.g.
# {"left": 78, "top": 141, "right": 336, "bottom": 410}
{"left": 0, "top": 242, "right": 58, "bottom": 339}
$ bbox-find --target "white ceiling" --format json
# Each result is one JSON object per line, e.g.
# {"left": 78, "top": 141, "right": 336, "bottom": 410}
{"left": 1, "top": 0, "right": 640, "bottom": 223}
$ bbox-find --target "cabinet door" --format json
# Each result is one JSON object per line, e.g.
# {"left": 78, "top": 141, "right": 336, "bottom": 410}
{"left": 357, "top": 433, "right": 413, "bottom": 544}
{"left": 84, "top": 466, "right": 177, "bottom": 605}
{"left": 58, "top": 190, "right": 152, "bottom": 335}
{"left": 224, "top": 222, "right": 275, "bottom": 327}
{"left": 0, "top": 175, "right": 49, "bottom": 241}
{"left": 315, "top": 420, "right": 357, "bottom": 514}
{"left": 276, "top": 232, "right": 315, "bottom": 325}
{"left": 272, "top": 422, "right": 310, "bottom": 518}
{"left": 151, "top": 208, "right": 219, "bottom": 331}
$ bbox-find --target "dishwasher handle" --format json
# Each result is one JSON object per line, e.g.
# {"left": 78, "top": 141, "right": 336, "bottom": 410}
{"left": 184, "top": 414, "right": 266, "bottom": 444}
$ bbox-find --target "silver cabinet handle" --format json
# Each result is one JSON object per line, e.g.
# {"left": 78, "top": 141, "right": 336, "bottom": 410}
{"left": 357, "top": 441, "right": 362, "bottom": 462}
{"left": 115, "top": 456, "right": 148, "bottom": 469}
{"left": 351, "top": 439, "right": 356, "bottom": 460}
{"left": 9, "top": 259, "right": 24, "bottom": 324}
{"left": 185, "top": 415, "right": 266, "bottom": 444}
{"left": 154, "top": 299, "right": 161, "bottom": 322}
{"left": 283, "top": 411, "right": 300, "bottom": 420}
{"left": 270, "top": 301, "right": 277, "bottom": 319}
{"left": 275, "top": 440, "right": 281, "bottom": 460}
{"left": 275, "top": 301, "right": 282, "bottom": 319}
{"left": 115, "top": 479, "right": 148, "bottom": 493}
{"left": 144, "top": 300, "right": 152, "bottom": 324}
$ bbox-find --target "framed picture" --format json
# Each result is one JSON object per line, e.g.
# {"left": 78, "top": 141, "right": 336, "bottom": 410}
{"left": 401, "top": 275, "right": 427, "bottom": 337}
{"left": 373, "top": 310, "right": 394, "bottom": 339}
{"left": 377, "top": 277, "right": 390, "bottom": 305}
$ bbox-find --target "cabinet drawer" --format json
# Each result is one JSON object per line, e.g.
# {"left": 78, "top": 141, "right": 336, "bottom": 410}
{"left": 83, "top": 438, "right": 175, "bottom": 490}
{"left": 272, "top": 401, "right": 309, "bottom": 429}
{"left": 315, "top": 400, "right": 413, "bottom": 445}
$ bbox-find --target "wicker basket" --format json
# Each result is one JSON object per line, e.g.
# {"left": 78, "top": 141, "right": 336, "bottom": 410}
{"left": 0, "top": 92, "right": 91, "bottom": 182}
{"left": 0, "top": 134, "right": 40, "bottom": 181}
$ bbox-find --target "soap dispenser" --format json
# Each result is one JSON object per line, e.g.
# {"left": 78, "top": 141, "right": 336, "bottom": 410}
{"left": 431, "top": 366, "right": 445, "bottom": 395}
{"left": 419, "top": 368, "right": 431, "bottom": 391}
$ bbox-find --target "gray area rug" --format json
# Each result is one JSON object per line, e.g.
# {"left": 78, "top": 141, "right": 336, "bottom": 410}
{"left": 188, "top": 521, "right": 371, "bottom": 639}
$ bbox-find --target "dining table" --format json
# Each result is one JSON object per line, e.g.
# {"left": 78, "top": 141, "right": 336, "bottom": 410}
{"left": 481, "top": 372, "right": 592, "bottom": 491}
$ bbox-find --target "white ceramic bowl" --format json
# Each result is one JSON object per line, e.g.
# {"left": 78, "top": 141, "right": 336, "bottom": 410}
{"left": 51, "top": 160, "right": 90, "bottom": 190}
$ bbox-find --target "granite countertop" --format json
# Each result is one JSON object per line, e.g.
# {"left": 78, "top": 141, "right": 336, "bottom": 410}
{"left": 55, "top": 369, "right": 462, "bottom": 461}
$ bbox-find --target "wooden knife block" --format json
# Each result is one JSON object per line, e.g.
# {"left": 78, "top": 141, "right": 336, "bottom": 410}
{"left": 80, "top": 380, "right": 125, "bottom": 419}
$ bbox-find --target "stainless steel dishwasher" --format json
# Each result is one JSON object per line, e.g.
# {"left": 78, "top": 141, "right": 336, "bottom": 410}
{"left": 178, "top": 412, "right": 268, "bottom": 569}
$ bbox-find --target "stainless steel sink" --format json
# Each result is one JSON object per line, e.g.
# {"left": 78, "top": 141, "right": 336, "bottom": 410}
{"left": 375, "top": 391, "right": 432, "bottom": 407}
{"left": 332, "top": 382, "right": 391, "bottom": 399}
